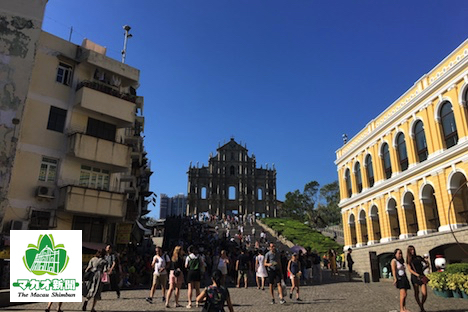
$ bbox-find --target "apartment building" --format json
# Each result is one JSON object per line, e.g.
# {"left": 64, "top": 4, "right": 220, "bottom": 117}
{"left": 2, "top": 29, "right": 152, "bottom": 248}
{"left": 335, "top": 40, "right": 468, "bottom": 277}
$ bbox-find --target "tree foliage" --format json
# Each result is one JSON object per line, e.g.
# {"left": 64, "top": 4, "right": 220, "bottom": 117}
{"left": 280, "top": 180, "right": 341, "bottom": 227}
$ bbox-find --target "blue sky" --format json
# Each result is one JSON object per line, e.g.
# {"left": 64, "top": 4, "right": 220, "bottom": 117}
{"left": 42, "top": 1, "right": 468, "bottom": 218}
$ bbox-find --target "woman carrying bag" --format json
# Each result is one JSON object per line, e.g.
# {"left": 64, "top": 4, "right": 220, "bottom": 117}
{"left": 407, "top": 245, "right": 428, "bottom": 312}
{"left": 82, "top": 249, "right": 108, "bottom": 312}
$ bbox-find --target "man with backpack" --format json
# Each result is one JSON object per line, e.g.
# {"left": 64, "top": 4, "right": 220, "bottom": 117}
{"left": 185, "top": 245, "right": 204, "bottom": 308}
{"left": 236, "top": 248, "right": 250, "bottom": 288}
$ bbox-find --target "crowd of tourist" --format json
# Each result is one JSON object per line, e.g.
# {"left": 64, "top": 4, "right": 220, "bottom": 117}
{"left": 69, "top": 215, "right": 431, "bottom": 312}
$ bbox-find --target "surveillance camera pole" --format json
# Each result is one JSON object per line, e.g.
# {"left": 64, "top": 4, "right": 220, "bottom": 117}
{"left": 121, "top": 25, "right": 132, "bottom": 63}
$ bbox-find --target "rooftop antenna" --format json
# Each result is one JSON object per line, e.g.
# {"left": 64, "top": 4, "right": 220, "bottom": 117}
{"left": 121, "top": 25, "right": 132, "bottom": 63}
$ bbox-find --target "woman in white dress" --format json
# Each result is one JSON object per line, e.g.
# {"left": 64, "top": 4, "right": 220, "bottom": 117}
{"left": 255, "top": 250, "right": 268, "bottom": 290}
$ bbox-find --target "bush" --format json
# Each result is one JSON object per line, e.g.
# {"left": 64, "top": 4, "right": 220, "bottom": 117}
{"left": 262, "top": 217, "right": 343, "bottom": 254}
{"left": 427, "top": 272, "right": 448, "bottom": 291}
{"left": 445, "top": 263, "right": 468, "bottom": 275}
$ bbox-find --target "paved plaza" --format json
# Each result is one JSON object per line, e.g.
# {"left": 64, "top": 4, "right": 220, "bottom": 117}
{"left": 4, "top": 278, "right": 468, "bottom": 312}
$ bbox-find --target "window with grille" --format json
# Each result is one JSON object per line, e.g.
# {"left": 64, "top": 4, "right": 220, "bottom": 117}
{"left": 365, "top": 155, "right": 374, "bottom": 187}
{"left": 382, "top": 143, "right": 392, "bottom": 179}
{"left": 397, "top": 133, "right": 408, "bottom": 172}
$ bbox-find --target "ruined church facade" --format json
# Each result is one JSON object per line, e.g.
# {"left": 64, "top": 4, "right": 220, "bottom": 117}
{"left": 187, "top": 139, "right": 277, "bottom": 217}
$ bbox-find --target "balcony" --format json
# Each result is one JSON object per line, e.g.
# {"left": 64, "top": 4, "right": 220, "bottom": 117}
{"left": 68, "top": 132, "right": 131, "bottom": 170}
{"left": 59, "top": 185, "right": 126, "bottom": 218}
{"left": 75, "top": 81, "right": 136, "bottom": 126}
{"left": 76, "top": 46, "right": 140, "bottom": 82}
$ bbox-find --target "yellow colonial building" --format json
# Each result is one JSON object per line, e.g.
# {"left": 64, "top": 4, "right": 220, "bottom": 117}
{"left": 336, "top": 40, "right": 468, "bottom": 278}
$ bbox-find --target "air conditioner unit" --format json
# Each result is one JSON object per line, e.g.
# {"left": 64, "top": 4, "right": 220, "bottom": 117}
{"left": 10, "top": 220, "right": 24, "bottom": 230}
{"left": 36, "top": 186, "right": 55, "bottom": 199}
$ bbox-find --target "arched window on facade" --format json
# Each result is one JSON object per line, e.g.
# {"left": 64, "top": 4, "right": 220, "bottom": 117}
{"left": 421, "top": 184, "right": 440, "bottom": 231}
{"left": 382, "top": 143, "right": 392, "bottom": 179}
{"left": 440, "top": 101, "right": 458, "bottom": 149}
{"left": 414, "top": 120, "right": 428, "bottom": 162}
{"left": 354, "top": 162, "right": 363, "bottom": 193}
{"left": 358, "top": 209, "right": 368, "bottom": 245}
{"left": 349, "top": 213, "right": 357, "bottom": 246}
{"left": 228, "top": 186, "right": 236, "bottom": 200}
{"left": 396, "top": 133, "right": 408, "bottom": 172}
{"left": 387, "top": 198, "right": 401, "bottom": 239}
{"left": 201, "top": 187, "right": 207, "bottom": 199}
{"left": 365, "top": 155, "right": 374, "bottom": 187}
{"left": 257, "top": 188, "right": 263, "bottom": 200}
{"left": 402, "top": 192, "right": 419, "bottom": 235}
{"left": 369, "top": 205, "right": 381, "bottom": 243}
{"left": 345, "top": 169, "right": 352, "bottom": 198}
{"left": 448, "top": 172, "right": 468, "bottom": 225}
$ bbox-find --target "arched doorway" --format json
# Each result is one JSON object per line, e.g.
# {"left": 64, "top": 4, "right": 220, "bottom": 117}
{"left": 402, "top": 192, "right": 419, "bottom": 236}
{"left": 448, "top": 172, "right": 468, "bottom": 226}
{"left": 348, "top": 213, "right": 357, "bottom": 247}
{"left": 386, "top": 198, "right": 400, "bottom": 240}
{"left": 358, "top": 209, "right": 368, "bottom": 246}
{"left": 377, "top": 252, "right": 394, "bottom": 279}
{"left": 369, "top": 205, "right": 381, "bottom": 243}
{"left": 421, "top": 184, "right": 440, "bottom": 232}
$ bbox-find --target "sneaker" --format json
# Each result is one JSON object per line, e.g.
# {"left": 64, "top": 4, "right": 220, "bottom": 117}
{"left": 162, "top": 297, "right": 166, "bottom": 302}
{"left": 280, "top": 299, "right": 286, "bottom": 304}
{"left": 145, "top": 297, "right": 152, "bottom": 304}
{"left": 271, "top": 299, "right": 275, "bottom": 304}
{"left": 296, "top": 298, "right": 302, "bottom": 301}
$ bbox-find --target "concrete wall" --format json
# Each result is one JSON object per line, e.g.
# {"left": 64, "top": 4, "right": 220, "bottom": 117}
{"left": 351, "top": 227, "right": 468, "bottom": 277}
{"left": 0, "top": 0, "right": 47, "bottom": 229}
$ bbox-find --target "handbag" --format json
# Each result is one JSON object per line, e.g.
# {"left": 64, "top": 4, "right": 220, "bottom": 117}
{"left": 419, "top": 275, "right": 429, "bottom": 284}
{"left": 101, "top": 271, "right": 110, "bottom": 284}
{"left": 174, "top": 268, "right": 181, "bottom": 277}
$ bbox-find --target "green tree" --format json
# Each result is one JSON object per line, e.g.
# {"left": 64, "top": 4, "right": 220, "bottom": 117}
{"left": 317, "top": 181, "right": 341, "bottom": 225}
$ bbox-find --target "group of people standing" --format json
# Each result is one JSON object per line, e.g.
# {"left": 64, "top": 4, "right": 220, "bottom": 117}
{"left": 391, "top": 245, "right": 430, "bottom": 312}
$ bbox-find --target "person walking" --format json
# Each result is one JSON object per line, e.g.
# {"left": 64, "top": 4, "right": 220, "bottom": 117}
{"left": 196, "top": 270, "right": 234, "bottom": 312}
{"left": 217, "top": 250, "right": 230, "bottom": 286}
{"left": 346, "top": 248, "right": 354, "bottom": 281}
{"left": 391, "top": 248, "right": 410, "bottom": 312}
{"left": 82, "top": 249, "right": 108, "bottom": 312}
{"left": 264, "top": 243, "right": 286, "bottom": 304}
{"left": 255, "top": 250, "right": 267, "bottom": 290}
{"left": 104, "top": 244, "right": 121, "bottom": 299}
{"left": 45, "top": 302, "right": 63, "bottom": 312}
{"left": 166, "top": 246, "right": 185, "bottom": 308}
{"left": 287, "top": 253, "right": 302, "bottom": 301}
{"left": 146, "top": 246, "right": 170, "bottom": 304}
{"left": 235, "top": 248, "right": 250, "bottom": 288}
{"left": 407, "top": 245, "right": 428, "bottom": 312}
{"left": 329, "top": 249, "right": 338, "bottom": 277}
{"left": 185, "top": 245, "right": 204, "bottom": 308}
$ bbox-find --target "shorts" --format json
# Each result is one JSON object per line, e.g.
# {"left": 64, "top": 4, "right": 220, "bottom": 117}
{"left": 187, "top": 270, "right": 201, "bottom": 283}
{"left": 152, "top": 273, "right": 168, "bottom": 287}
{"left": 169, "top": 270, "right": 184, "bottom": 287}
{"left": 267, "top": 269, "right": 282, "bottom": 285}
{"left": 238, "top": 270, "right": 248, "bottom": 279}
{"left": 411, "top": 274, "right": 424, "bottom": 286}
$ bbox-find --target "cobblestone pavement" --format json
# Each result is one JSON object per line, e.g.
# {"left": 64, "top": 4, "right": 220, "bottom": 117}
{"left": 5, "top": 277, "right": 468, "bottom": 312}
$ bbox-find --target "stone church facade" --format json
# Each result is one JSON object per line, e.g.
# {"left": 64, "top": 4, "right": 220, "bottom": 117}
{"left": 187, "top": 138, "right": 277, "bottom": 217}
